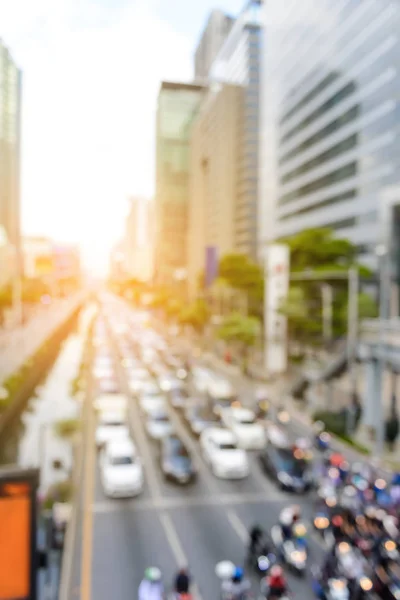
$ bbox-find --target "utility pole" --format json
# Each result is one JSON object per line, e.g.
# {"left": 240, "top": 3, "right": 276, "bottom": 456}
{"left": 346, "top": 268, "right": 359, "bottom": 434}
{"left": 321, "top": 284, "right": 333, "bottom": 347}
{"left": 376, "top": 247, "right": 391, "bottom": 458}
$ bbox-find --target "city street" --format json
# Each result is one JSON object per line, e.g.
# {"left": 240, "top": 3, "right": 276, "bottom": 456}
{"left": 67, "top": 303, "right": 327, "bottom": 600}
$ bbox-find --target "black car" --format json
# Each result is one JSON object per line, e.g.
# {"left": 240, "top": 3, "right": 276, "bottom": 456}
{"left": 259, "top": 444, "right": 313, "bottom": 492}
{"left": 184, "top": 405, "right": 220, "bottom": 437}
{"left": 160, "top": 435, "right": 196, "bottom": 484}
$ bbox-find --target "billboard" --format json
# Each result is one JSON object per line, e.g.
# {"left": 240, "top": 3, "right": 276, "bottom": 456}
{"left": 264, "top": 244, "right": 290, "bottom": 374}
{"left": 0, "top": 467, "right": 39, "bottom": 600}
{"left": 205, "top": 246, "right": 218, "bottom": 288}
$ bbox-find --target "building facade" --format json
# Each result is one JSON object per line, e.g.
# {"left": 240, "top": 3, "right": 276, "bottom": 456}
{"left": 194, "top": 10, "right": 234, "bottom": 81}
{"left": 210, "top": 0, "right": 262, "bottom": 259}
{"left": 260, "top": 0, "right": 400, "bottom": 274}
{"left": 188, "top": 84, "right": 244, "bottom": 298}
{"left": 0, "top": 40, "right": 22, "bottom": 285}
{"left": 155, "top": 81, "right": 205, "bottom": 286}
{"left": 0, "top": 41, "right": 21, "bottom": 248}
{"left": 124, "top": 197, "right": 154, "bottom": 282}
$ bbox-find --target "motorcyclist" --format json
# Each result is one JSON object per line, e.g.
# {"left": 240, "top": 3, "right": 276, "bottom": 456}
{"left": 261, "top": 565, "right": 287, "bottom": 599}
{"left": 221, "top": 566, "right": 251, "bottom": 600}
{"left": 279, "top": 505, "right": 301, "bottom": 540}
{"left": 249, "top": 525, "right": 264, "bottom": 555}
{"left": 138, "top": 567, "right": 164, "bottom": 600}
{"left": 174, "top": 567, "right": 191, "bottom": 597}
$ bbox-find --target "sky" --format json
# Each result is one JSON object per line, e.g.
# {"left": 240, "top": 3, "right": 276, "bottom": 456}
{"left": 0, "top": 0, "right": 244, "bottom": 273}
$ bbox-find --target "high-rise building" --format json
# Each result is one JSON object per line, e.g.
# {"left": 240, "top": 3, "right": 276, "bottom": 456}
{"left": 209, "top": 0, "right": 262, "bottom": 259}
{"left": 124, "top": 197, "right": 154, "bottom": 282}
{"left": 155, "top": 81, "right": 205, "bottom": 287}
{"left": 188, "top": 84, "right": 244, "bottom": 298}
{"left": 0, "top": 40, "right": 22, "bottom": 255}
{"left": 194, "top": 9, "right": 234, "bottom": 81}
{"left": 259, "top": 1, "right": 400, "bottom": 276}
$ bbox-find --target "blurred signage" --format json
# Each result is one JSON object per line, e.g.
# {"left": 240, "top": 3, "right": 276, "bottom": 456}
{"left": 205, "top": 246, "right": 218, "bottom": 288}
{"left": 0, "top": 467, "right": 39, "bottom": 600}
{"left": 35, "top": 254, "right": 54, "bottom": 275}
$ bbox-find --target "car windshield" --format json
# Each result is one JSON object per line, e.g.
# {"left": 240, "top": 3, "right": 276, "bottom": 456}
{"left": 111, "top": 455, "right": 133, "bottom": 466}
{"left": 170, "top": 439, "right": 189, "bottom": 457}
{"left": 237, "top": 415, "right": 256, "bottom": 425}
{"left": 218, "top": 442, "right": 236, "bottom": 450}
{"left": 152, "top": 415, "right": 169, "bottom": 423}
{"left": 275, "top": 448, "right": 307, "bottom": 476}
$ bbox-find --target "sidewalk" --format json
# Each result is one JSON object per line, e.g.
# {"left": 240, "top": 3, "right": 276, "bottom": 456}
{"left": 202, "top": 351, "right": 400, "bottom": 473}
{"left": 0, "top": 293, "right": 84, "bottom": 387}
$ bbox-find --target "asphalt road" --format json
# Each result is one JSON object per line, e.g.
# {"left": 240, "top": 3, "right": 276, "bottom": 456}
{"left": 67, "top": 302, "right": 328, "bottom": 600}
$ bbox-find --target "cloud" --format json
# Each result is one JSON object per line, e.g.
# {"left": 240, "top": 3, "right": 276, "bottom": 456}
{"left": 0, "top": 0, "right": 192, "bottom": 272}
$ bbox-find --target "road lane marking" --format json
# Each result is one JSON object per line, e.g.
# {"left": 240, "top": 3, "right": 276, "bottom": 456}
{"left": 226, "top": 509, "right": 249, "bottom": 543}
{"left": 91, "top": 489, "right": 285, "bottom": 513}
{"left": 159, "top": 512, "right": 204, "bottom": 600}
{"left": 80, "top": 403, "right": 95, "bottom": 600}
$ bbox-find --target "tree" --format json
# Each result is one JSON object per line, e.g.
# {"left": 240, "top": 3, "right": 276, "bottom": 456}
{"left": 217, "top": 312, "right": 260, "bottom": 349}
{"left": 179, "top": 299, "right": 210, "bottom": 332}
{"left": 279, "top": 227, "right": 374, "bottom": 347}
{"left": 219, "top": 253, "right": 263, "bottom": 297}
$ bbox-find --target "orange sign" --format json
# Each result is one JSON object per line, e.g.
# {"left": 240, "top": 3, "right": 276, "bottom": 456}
{"left": 35, "top": 254, "right": 53, "bottom": 275}
{"left": 0, "top": 481, "right": 31, "bottom": 598}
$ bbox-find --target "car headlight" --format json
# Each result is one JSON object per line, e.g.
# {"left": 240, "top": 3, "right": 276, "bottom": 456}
{"left": 314, "top": 516, "right": 329, "bottom": 530}
{"left": 278, "top": 472, "right": 293, "bottom": 485}
{"left": 177, "top": 369, "right": 187, "bottom": 379}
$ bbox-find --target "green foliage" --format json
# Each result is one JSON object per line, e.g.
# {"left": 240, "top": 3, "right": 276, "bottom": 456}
{"left": 312, "top": 409, "right": 369, "bottom": 454}
{"left": 42, "top": 479, "right": 73, "bottom": 509}
{"left": 279, "top": 228, "right": 374, "bottom": 347}
{"left": 179, "top": 299, "right": 210, "bottom": 332}
{"left": 22, "top": 278, "right": 50, "bottom": 303}
{"left": 217, "top": 312, "right": 260, "bottom": 347}
{"left": 54, "top": 418, "right": 80, "bottom": 439}
{"left": 0, "top": 285, "right": 12, "bottom": 307}
{"left": 219, "top": 253, "right": 264, "bottom": 299}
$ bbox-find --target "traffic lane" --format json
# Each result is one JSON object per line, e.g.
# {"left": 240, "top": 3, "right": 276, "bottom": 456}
{"left": 167, "top": 401, "right": 285, "bottom": 499}
{"left": 91, "top": 508, "right": 177, "bottom": 600}
{"left": 168, "top": 504, "right": 246, "bottom": 600}
{"left": 234, "top": 501, "right": 323, "bottom": 600}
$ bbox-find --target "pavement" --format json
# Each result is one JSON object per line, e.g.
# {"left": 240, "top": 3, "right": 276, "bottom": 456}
{"left": 63, "top": 301, "right": 329, "bottom": 600}
{"left": 0, "top": 293, "right": 84, "bottom": 386}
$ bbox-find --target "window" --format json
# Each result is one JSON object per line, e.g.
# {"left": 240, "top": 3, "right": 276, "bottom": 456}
{"left": 280, "top": 134, "right": 358, "bottom": 184}
{"left": 281, "top": 82, "right": 357, "bottom": 144}
{"left": 278, "top": 162, "right": 357, "bottom": 206}
{"left": 280, "top": 105, "right": 360, "bottom": 165}
{"left": 280, "top": 71, "right": 340, "bottom": 125}
{"left": 278, "top": 189, "right": 356, "bottom": 221}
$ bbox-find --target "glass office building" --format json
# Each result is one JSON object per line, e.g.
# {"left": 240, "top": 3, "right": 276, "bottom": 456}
{"left": 210, "top": 0, "right": 262, "bottom": 259}
{"left": 155, "top": 81, "right": 205, "bottom": 285}
{"left": 260, "top": 0, "right": 400, "bottom": 273}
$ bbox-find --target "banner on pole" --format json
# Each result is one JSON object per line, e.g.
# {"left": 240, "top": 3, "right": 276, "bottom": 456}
{"left": 205, "top": 246, "right": 218, "bottom": 288}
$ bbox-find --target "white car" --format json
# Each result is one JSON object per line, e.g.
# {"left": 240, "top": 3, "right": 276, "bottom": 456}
{"left": 95, "top": 409, "right": 129, "bottom": 449}
{"left": 128, "top": 369, "right": 153, "bottom": 393}
{"left": 159, "top": 374, "right": 184, "bottom": 392}
{"left": 191, "top": 367, "right": 213, "bottom": 393}
{"left": 100, "top": 439, "right": 143, "bottom": 498}
{"left": 93, "top": 393, "right": 128, "bottom": 413}
{"left": 145, "top": 409, "right": 174, "bottom": 440}
{"left": 93, "top": 364, "right": 115, "bottom": 379}
{"left": 139, "top": 393, "right": 167, "bottom": 416}
{"left": 220, "top": 407, "right": 266, "bottom": 450}
{"left": 200, "top": 428, "right": 249, "bottom": 479}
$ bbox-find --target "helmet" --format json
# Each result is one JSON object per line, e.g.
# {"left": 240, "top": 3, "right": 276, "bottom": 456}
{"left": 270, "top": 565, "right": 283, "bottom": 577}
{"left": 145, "top": 567, "right": 161, "bottom": 582}
{"left": 233, "top": 566, "right": 243, "bottom": 580}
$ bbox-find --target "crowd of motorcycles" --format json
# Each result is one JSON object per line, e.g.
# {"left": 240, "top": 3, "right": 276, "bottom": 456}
{"left": 240, "top": 425, "right": 400, "bottom": 600}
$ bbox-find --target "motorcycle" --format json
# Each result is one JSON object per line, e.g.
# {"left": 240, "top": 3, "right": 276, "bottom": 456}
{"left": 271, "top": 524, "right": 307, "bottom": 575}
{"left": 247, "top": 550, "right": 276, "bottom": 576}
{"left": 311, "top": 569, "right": 349, "bottom": 600}
{"left": 215, "top": 561, "right": 252, "bottom": 600}
{"left": 313, "top": 513, "right": 335, "bottom": 546}
{"left": 315, "top": 431, "right": 332, "bottom": 452}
